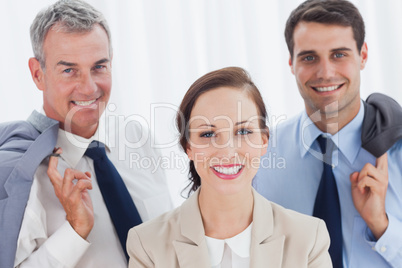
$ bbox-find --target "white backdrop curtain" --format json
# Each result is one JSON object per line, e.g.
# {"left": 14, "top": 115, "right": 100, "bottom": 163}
{"left": 1, "top": 0, "right": 401, "bottom": 206}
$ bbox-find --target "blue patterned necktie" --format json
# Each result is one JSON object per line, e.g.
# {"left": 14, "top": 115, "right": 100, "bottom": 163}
{"left": 85, "top": 141, "right": 142, "bottom": 260}
{"left": 313, "top": 135, "right": 343, "bottom": 268}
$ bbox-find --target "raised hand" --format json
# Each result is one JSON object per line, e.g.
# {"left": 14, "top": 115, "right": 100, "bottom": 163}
{"left": 350, "top": 153, "right": 389, "bottom": 240}
{"left": 47, "top": 147, "right": 94, "bottom": 239}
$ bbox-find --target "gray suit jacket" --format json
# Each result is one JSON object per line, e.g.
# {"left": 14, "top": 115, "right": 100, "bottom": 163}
{"left": 127, "top": 188, "right": 332, "bottom": 268}
{"left": 0, "top": 111, "right": 58, "bottom": 268}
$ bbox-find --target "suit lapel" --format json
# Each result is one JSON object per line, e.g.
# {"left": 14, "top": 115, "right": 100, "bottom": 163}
{"left": 174, "top": 189, "right": 210, "bottom": 268}
{"left": 173, "top": 189, "right": 287, "bottom": 267}
{"left": 173, "top": 240, "right": 210, "bottom": 268}
{"left": 251, "top": 236, "right": 285, "bottom": 268}
{"left": 250, "top": 189, "right": 285, "bottom": 268}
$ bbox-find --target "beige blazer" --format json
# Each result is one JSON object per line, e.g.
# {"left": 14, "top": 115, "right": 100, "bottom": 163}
{"left": 127, "top": 188, "right": 332, "bottom": 268}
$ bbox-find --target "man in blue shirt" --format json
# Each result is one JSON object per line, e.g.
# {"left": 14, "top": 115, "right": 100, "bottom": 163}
{"left": 253, "top": 0, "right": 402, "bottom": 267}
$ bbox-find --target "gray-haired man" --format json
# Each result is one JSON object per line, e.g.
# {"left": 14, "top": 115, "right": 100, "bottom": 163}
{"left": 0, "top": 1, "right": 172, "bottom": 267}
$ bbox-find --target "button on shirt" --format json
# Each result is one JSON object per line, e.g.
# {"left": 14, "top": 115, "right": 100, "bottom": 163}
{"left": 205, "top": 223, "right": 252, "bottom": 268}
{"left": 14, "top": 112, "right": 173, "bottom": 268}
{"left": 253, "top": 101, "right": 402, "bottom": 268}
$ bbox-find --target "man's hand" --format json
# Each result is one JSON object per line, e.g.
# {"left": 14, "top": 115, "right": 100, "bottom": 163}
{"left": 47, "top": 148, "right": 94, "bottom": 240}
{"left": 350, "top": 153, "right": 389, "bottom": 240}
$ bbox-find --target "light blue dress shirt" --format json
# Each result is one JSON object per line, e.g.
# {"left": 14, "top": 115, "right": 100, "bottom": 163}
{"left": 253, "top": 101, "right": 402, "bottom": 268}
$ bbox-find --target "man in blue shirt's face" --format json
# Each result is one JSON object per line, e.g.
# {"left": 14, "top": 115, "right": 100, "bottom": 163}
{"left": 288, "top": 22, "right": 367, "bottom": 136}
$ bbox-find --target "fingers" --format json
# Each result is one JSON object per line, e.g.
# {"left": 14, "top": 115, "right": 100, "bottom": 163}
{"left": 46, "top": 148, "right": 94, "bottom": 238}
{"left": 71, "top": 178, "right": 93, "bottom": 200}
{"left": 376, "top": 153, "right": 388, "bottom": 172}
{"left": 351, "top": 156, "right": 388, "bottom": 195}
{"left": 358, "top": 162, "right": 387, "bottom": 184}
{"left": 350, "top": 171, "right": 372, "bottom": 194}
{"left": 62, "top": 168, "right": 92, "bottom": 195}
{"left": 47, "top": 147, "right": 93, "bottom": 197}
{"left": 356, "top": 175, "right": 381, "bottom": 194}
{"left": 350, "top": 171, "right": 359, "bottom": 186}
{"left": 66, "top": 176, "right": 93, "bottom": 213}
{"left": 48, "top": 147, "right": 63, "bottom": 189}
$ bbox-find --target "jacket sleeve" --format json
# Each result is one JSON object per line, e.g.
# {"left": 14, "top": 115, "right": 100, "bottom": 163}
{"left": 0, "top": 121, "right": 39, "bottom": 268}
{"left": 308, "top": 219, "right": 333, "bottom": 268}
{"left": 127, "top": 228, "right": 154, "bottom": 268}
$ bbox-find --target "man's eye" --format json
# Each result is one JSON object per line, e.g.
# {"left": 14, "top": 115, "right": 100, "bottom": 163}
{"left": 200, "top": 131, "right": 215, "bottom": 138}
{"left": 237, "top": 129, "right": 252, "bottom": 135}
{"left": 63, "top": 68, "right": 73, "bottom": 73}
{"left": 95, "top": 65, "right": 105, "bottom": 69}
{"left": 334, "top": 53, "right": 345, "bottom": 58}
{"left": 303, "top": 55, "right": 315, "bottom": 61}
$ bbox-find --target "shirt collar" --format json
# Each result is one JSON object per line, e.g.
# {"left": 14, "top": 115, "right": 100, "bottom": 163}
{"left": 54, "top": 114, "right": 110, "bottom": 168}
{"left": 299, "top": 100, "right": 364, "bottom": 165}
{"left": 205, "top": 223, "right": 252, "bottom": 266}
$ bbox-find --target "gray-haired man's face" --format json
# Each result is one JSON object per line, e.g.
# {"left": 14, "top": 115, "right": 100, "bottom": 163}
{"left": 30, "top": 24, "right": 112, "bottom": 138}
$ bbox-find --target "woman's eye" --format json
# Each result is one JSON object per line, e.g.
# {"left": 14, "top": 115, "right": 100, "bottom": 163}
{"left": 200, "top": 131, "right": 215, "bottom": 138}
{"left": 237, "top": 129, "right": 252, "bottom": 135}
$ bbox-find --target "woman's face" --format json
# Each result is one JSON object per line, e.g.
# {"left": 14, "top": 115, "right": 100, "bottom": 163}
{"left": 186, "top": 87, "right": 268, "bottom": 196}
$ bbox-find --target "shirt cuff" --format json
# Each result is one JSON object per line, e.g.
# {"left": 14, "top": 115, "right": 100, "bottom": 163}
{"left": 365, "top": 214, "right": 402, "bottom": 266}
{"left": 44, "top": 221, "right": 91, "bottom": 267}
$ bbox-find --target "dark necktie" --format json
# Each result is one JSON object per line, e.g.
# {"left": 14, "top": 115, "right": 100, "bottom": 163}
{"left": 85, "top": 140, "right": 142, "bottom": 260}
{"left": 313, "top": 135, "right": 343, "bottom": 268}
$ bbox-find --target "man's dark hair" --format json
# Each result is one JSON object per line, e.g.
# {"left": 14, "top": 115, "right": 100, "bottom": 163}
{"left": 285, "top": 0, "right": 365, "bottom": 60}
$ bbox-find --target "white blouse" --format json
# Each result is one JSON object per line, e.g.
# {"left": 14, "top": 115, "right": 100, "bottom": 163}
{"left": 205, "top": 223, "right": 252, "bottom": 268}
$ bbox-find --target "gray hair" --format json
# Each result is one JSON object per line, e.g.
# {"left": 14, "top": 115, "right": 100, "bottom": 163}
{"left": 30, "top": 0, "right": 112, "bottom": 69}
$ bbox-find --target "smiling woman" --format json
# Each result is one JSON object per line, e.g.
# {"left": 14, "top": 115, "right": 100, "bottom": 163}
{"left": 177, "top": 67, "right": 269, "bottom": 198}
{"left": 126, "top": 67, "right": 333, "bottom": 268}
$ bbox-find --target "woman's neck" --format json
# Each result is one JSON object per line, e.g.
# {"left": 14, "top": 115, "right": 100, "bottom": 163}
{"left": 198, "top": 186, "right": 254, "bottom": 239}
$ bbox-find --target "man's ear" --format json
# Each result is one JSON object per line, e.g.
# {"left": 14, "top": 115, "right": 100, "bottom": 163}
{"left": 289, "top": 54, "right": 295, "bottom": 75}
{"left": 28, "top": 57, "right": 45, "bottom": 91}
{"left": 360, "top": 42, "right": 368, "bottom": 70}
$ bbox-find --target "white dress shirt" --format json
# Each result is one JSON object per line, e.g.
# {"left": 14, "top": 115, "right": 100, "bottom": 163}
{"left": 14, "top": 112, "right": 173, "bottom": 268}
{"left": 205, "top": 223, "right": 252, "bottom": 268}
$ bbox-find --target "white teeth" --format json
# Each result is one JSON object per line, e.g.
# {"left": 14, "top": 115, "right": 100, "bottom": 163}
{"left": 213, "top": 166, "right": 242, "bottom": 175}
{"left": 314, "top": 85, "right": 340, "bottom": 92}
{"left": 73, "top": 99, "right": 97, "bottom": 106}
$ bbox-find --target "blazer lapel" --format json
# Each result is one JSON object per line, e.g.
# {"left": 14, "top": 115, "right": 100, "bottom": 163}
{"left": 173, "top": 189, "right": 210, "bottom": 268}
{"left": 251, "top": 236, "right": 285, "bottom": 268}
{"left": 173, "top": 240, "right": 210, "bottom": 268}
{"left": 250, "top": 189, "right": 285, "bottom": 268}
